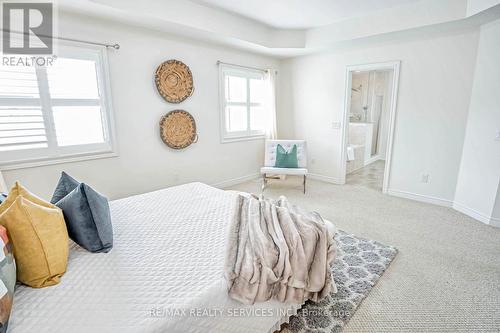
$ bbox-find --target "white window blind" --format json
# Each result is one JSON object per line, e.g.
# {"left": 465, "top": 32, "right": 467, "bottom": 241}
{"left": 219, "top": 64, "right": 268, "bottom": 142}
{"left": 0, "top": 65, "right": 47, "bottom": 152}
{"left": 0, "top": 45, "right": 115, "bottom": 168}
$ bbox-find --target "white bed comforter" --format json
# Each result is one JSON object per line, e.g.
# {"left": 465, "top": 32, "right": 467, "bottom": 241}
{"left": 9, "top": 183, "right": 300, "bottom": 333}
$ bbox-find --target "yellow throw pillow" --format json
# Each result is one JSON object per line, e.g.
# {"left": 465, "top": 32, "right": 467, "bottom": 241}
{"left": 0, "top": 181, "right": 56, "bottom": 216}
{"left": 0, "top": 195, "right": 69, "bottom": 288}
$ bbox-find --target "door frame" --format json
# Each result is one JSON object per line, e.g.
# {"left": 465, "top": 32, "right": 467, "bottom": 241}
{"left": 340, "top": 61, "right": 401, "bottom": 193}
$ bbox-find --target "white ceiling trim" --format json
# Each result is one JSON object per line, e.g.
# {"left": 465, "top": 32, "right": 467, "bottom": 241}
{"left": 61, "top": 0, "right": 500, "bottom": 58}
{"left": 189, "top": 0, "right": 422, "bottom": 29}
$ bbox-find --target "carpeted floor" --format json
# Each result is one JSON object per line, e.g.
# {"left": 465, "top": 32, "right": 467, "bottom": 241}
{"left": 228, "top": 174, "right": 500, "bottom": 332}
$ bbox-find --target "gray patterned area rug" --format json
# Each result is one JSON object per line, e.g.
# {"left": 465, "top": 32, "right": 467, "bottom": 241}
{"left": 280, "top": 230, "right": 398, "bottom": 333}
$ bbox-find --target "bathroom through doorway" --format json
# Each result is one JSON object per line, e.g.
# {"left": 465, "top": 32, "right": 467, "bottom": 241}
{"left": 341, "top": 61, "right": 400, "bottom": 192}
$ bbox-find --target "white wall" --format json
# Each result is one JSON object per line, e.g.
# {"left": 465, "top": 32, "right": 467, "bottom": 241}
{"left": 1, "top": 12, "right": 279, "bottom": 200}
{"left": 278, "top": 29, "right": 479, "bottom": 201}
{"left": 454, "top": 19, "right": 500, "bottom": 226}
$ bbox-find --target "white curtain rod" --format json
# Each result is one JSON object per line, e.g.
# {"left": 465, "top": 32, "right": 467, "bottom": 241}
{"left": 3, "top": 30, "right": 120, "bottom": 50}
{"left": 52, "top": 35, "right": 120, "bottom": 50}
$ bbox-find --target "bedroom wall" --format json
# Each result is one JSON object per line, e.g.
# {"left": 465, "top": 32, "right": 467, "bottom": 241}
{"left": 1, "top": 12, "right": 279, "bottom": 200}
{"left": 277, "top": 29, "right": 479, "bottom": 203}
{"left": 453, "top": 19, "right": 500, "bottom": 226}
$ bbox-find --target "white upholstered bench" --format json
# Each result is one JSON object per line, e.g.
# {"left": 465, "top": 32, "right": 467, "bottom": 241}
{"left": 260, "top": 140, "right": 308, "bottom": 193}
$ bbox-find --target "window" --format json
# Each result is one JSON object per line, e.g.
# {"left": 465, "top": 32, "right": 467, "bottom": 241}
{"left": 0, "top": 45, "right": 115, "bottom": 168}
{"left": 219, "top": 64, "right": 269, "bottom": 142}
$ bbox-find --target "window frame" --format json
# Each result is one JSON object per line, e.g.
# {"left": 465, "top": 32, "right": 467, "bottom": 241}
{"left": 0, "top": 43, "right": 117, "bottom": 170}
{"left": 218, "top": 64, "right": 267, "bottom": 143}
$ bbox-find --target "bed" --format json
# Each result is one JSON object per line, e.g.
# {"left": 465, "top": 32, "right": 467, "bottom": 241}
{"left": 9, "top": 182, "right": 301, "bottom": 333}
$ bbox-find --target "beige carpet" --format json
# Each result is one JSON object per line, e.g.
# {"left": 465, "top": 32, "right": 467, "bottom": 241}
{"left": 228, "top": 175, "right": 500, "bottom": 332}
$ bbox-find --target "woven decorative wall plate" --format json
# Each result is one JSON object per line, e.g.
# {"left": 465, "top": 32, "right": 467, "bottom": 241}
{"left": 159, "top": 110, "right": 198, "bottom": 149}
{"left": 155, "top": 60, "right": 194, "bottom": 103}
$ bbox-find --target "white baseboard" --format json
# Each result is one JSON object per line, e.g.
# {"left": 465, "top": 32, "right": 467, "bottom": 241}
{"left": 308, "top": 173, "right": 344, "bottom": 185}
{"left": 492, "top": 216, "right": 500, "bottom": 228}
{"left": 453, "top": 201, "right": 500, "bottom": 226}
{"left": 211, "top": 173, "right": 260, "bottom": 189}
{"left": 364, "top": 155, "right": 380, "bottom": 166}
{"left": 387, "top": 188, "right": 453, "bottom": 207}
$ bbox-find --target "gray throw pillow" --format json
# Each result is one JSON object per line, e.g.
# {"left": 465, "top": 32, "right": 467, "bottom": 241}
{"left": 52, "top": 173, "right": 113, "bottom": 253}
{"left": 51, "top": 171, "right": 79, "bottom": 204}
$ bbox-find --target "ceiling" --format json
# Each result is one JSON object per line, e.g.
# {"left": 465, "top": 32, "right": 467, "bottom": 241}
{"left": 63, "top": 0, "right": 500, "bottom": 58}
{"left": 189, "top": 0, "right": 422, "bottom": 29}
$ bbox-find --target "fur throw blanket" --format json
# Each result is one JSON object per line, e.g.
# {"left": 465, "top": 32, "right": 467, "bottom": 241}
{"left": 225, "top": 194, "right": 337, "bottom": 305}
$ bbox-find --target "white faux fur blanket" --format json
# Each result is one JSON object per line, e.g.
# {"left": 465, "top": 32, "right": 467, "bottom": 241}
{"left": 225, "top": 194, "right": 337, "bottom": 305}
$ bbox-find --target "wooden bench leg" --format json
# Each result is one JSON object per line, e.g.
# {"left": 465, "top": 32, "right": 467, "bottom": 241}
{"left": 261, "top": 174, "right": 267, "bottom": 193}
{"left": 303, "top": 175, "right": 306, "bottom": 194}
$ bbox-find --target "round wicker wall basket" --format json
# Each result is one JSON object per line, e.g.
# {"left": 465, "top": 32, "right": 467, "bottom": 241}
{"left": 155, "top": 60, "right": 194, "bottom": 103}
{"left": 159, "top": 110, "right": 198, "bottom": 149}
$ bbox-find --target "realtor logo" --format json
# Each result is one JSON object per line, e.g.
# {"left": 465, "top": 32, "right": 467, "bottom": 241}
{"left": 2, "top": 2, "right": 53, "bottom": 54}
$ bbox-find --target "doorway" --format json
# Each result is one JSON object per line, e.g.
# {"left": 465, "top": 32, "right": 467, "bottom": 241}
{"left": 341, "top": 61, "right": 400, "bottom": 193}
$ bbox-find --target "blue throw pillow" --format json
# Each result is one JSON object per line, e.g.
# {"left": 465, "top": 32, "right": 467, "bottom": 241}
{"left": 52, "top": 172, "right": 113, "bottom": 253}
{"left": 50, "top": 171, "right": 79, "bottom": 204}
{"left": 0, "top": 193, "right": 7, "bottom": 205}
